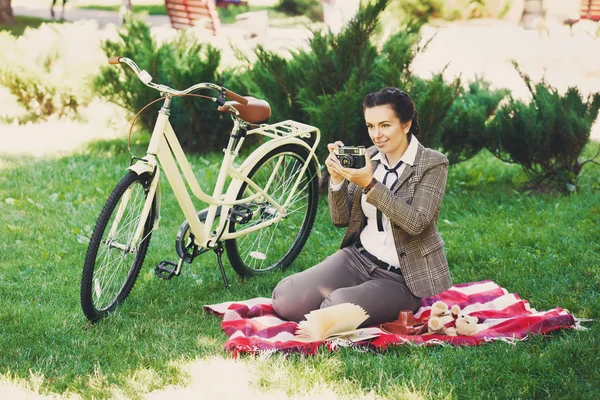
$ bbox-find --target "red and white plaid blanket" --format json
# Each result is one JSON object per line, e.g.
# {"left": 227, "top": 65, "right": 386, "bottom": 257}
{"left": 203, "top": 280, "right": 576, "bottom": 355}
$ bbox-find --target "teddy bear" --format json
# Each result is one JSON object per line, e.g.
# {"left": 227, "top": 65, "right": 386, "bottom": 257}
{"left": 427, "top": 300, "right": 461, "bottom": 336}
{"left": 455, "top": 312, "right": 483, "bottom": 336}
{"left": 426, "top": 301, "right": 484, "bottom": 336}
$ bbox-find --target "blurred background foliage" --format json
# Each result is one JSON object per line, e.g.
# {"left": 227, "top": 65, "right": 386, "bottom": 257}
{"left": 1, "top": 0, "right": 598, "bottom": 191}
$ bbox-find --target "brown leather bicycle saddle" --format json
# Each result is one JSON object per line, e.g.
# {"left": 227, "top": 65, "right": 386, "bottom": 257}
{"left": 218, "top": 96, "right": 271, "bottom": 124}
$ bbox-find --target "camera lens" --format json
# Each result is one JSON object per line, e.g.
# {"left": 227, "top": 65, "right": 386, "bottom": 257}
{"left": 340, "top": 156, "right": 353, "bottom": 167}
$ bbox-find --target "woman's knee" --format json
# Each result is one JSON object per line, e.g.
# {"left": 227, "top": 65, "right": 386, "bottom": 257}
{"left": 320, "top": 289, "right": 346, "bottom": 309}
{"left": 273, "top": 272, "right": 331, "bottom": 322}
{"left": 271, "top": 277, "right": 291, "bottom": 314}
{"left": 272, "top": 276, "right": 308, "bottom": 321}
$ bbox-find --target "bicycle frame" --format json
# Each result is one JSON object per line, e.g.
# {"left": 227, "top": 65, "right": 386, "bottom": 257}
{"left": 116, "top": 96, "right": 321, "bottom": 253}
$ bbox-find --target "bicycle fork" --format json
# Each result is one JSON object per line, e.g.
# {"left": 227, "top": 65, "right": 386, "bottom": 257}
{"left": 105, "top": 168, "right": 160, "bottom": 254}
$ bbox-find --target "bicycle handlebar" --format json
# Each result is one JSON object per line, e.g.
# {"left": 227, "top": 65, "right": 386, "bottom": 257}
{"left": 108, "top": 56, "right": 248, "bottom": 105}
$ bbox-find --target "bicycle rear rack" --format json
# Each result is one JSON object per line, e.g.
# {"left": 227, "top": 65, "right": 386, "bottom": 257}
{"left": 247, "top": 120, "right": 318, "bottom": 139}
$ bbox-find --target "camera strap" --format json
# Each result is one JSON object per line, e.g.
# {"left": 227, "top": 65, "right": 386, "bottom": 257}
{"left": 376, "top": 160, "right": 403, "bottom": 232}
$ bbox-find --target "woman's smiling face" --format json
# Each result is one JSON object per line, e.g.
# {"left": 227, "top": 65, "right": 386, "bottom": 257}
{"left": 364, "top": 104, "right": 410, "bottom": 164}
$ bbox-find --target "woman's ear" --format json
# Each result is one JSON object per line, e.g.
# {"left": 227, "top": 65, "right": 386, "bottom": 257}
{"left": 404, "top": 121, "right": 412, "bottom": 134}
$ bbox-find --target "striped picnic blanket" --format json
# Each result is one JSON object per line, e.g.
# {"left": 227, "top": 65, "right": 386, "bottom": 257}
{"left": 203, "top": 280, "right": 577, "bottom": 355}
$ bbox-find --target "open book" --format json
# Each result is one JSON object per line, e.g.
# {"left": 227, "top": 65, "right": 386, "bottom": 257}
{"left": 295, "top": 303, "right": 381, "bottom": 342}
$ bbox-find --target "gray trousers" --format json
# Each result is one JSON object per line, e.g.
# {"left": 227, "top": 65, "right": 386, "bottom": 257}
{"left": 272, "top": 244, "right": 421, "bottom": 327}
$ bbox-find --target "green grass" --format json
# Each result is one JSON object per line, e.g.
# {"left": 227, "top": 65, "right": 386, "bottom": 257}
{"left": 0, "top": 139, "right": 599, "bottom": 398}
{"left": 0, "top": 15, "right": 59, "bottom": 36}
{"left": 79, "top": 4, "right": 167, "bottom": 16}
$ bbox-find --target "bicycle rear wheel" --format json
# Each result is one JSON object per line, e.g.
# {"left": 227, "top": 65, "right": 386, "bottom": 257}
{"left": 81, "top": 171, "right": 156, "bottom": 322}
{"left": 225, "top": 144, "right": 319, "bottom": 276}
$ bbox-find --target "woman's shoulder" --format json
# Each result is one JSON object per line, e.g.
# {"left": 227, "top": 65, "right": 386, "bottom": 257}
{"left": 418, "top": 144, "right": 449, "bottom": 167}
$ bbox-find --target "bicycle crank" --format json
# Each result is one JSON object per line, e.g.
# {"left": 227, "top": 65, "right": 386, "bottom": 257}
{"left": 175, "top": 207, "right": 221, "bottom": 263}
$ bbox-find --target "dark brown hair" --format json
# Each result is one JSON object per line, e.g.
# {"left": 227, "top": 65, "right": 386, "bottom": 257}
{"left": 363, "top": 87, "right": 419, "bottom": 139}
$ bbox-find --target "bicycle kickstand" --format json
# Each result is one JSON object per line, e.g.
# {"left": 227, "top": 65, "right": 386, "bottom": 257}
{"left": 213, "top": 242, "right": 229, "bottom": 288}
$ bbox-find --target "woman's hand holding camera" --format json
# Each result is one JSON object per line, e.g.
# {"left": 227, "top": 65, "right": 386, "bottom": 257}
{"left": 326, "top": 141, "right": 373, "bottom": 189}
{"left": 326, "top": 141, "right": 345, "bottom": 185}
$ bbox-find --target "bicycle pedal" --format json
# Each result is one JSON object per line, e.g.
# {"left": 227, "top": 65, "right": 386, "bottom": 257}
{"left": 155, "top": 261, "right": 178, "bottom": 280}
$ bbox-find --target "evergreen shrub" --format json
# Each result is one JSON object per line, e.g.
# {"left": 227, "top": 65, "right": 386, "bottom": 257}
{"left": 390, "top": 0, "right": 444, "bottom": 25}
{"left": 234, "top": 0, "right": 391, "bottom": 159}
{"left": 276, "top": 0, "right": 322, "bottom": 21}
{"left": 371, "top": 23, "right": 422, "bottom": 90}
{"left": 235, "top": 0, "right": 497, "bottom": 164}
{"left": 487, "top": 64, "right": 600, "bottom": 191}
{"left": 93, "top": 18, "right": 233, "bottom": 153}
{"left": 409, "top": 72, "right": 462, "bottom": 149}
{"left": 369, "top": 25, "right": 485, "bottom": 156}
{"left": 440, "top": 78, "right": 509, "bottom": 164}
{"left": 385, "top": 0, "right": 515, "bottom": 25}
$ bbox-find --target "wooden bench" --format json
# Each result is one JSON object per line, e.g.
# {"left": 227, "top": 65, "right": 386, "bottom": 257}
{"left": 164, "top": 0, "right": 249, "bottom": 34}
{"left": 581, "top": 0, "right": 600, "bottom": 21}
{"left": 165, "top": 0, "right": 220, "bottom": 33}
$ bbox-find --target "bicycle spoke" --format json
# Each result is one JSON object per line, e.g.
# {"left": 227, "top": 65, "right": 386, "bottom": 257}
{"left": 226, "top": 146, "right": 318, "bottom": 276}
{"left": 90, "top": 180, "right": 148, "bottom": 310}
{"left": 250, "top": 225, "right": 278, "bottom": 268}
{"left": 82, "top": 171, "right": 157, "bottom": 321}
{"left": 256, "top": 216, "right": 284, "bottom": 267}
{"left": 96, "top": 250, "right": 128, "bottom": 305}
{"left": 95, "top": 239, "right": 132, "bottom": 307}
{"left": 238, "top": 158, "right": 308, "bottom": 269}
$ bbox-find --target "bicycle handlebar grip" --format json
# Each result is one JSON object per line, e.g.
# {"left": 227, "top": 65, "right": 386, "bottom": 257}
{"left": 225, "top": 89, "right": 249, "bottom": 105}
{"left": 108, "top": 57, "right": 122, "bottom": 65}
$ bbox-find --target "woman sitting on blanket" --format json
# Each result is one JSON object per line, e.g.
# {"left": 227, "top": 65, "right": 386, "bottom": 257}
{"left": 272, "top": 87, "right": 452, "bottom": 327}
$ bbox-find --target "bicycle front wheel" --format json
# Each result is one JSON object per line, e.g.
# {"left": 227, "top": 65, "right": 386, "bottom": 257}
{"left": 81, "top": 171, "right": 156, "bottom": 322}
{"left": 225, "top": 144, "right": 319, "bottom": 276}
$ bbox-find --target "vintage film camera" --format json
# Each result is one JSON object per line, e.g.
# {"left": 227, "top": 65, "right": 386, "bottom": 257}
{"left": 334, "top": 146, "right": 366, "bottom": 169}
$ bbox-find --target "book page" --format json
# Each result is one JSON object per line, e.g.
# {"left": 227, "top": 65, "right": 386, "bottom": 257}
{"left": 327, "top": 327, "right": 383, "bottom": 342}
{"left": 295, "top": 303, "right": 370, "bottom": 341}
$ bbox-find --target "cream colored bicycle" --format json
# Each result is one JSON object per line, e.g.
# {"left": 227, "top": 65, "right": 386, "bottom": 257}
{"left": 80, "top": 56, "right": 321, "bottom": 322}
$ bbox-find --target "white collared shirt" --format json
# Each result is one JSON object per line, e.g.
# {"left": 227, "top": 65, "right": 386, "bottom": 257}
{"left": 360, "top": 137, "right": 419, "bottom": 267}
{"left": 330, "top": 137, "right": 420, "bottom": 268}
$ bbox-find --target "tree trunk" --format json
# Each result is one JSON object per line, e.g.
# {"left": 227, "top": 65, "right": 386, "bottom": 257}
{"left": 0, "top": 0, "right": 14, "bottom": 25}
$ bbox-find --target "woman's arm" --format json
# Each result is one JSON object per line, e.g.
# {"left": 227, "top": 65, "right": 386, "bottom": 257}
{"left": 365, "top": 158, "right": 448, "bottom": 236}
{"left": 328, "top": 180, "right": 352, "bottom": 227}
{"left": 325, "top": 140, "right": 355, "bottom": 227}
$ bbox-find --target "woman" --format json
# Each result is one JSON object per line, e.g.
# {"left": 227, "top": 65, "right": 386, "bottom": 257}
{"left": 272, "top": 87, "right": 452, "bottom": 327}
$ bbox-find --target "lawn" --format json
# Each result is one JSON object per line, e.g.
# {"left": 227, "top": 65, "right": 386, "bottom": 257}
{"left": 0, "top": 15, "right": 61, "bottom": 36}
{"left": 0, "top": 130, "right": 598, "bottom": 398}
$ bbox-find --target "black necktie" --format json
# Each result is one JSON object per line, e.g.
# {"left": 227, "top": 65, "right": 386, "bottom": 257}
{"left": 376, "top": 160, "right": 403, "bottom": 232}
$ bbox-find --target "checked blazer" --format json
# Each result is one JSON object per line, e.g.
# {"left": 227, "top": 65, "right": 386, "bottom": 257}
{"left": 328, "top": 143, "right": 451, "bottom": 298}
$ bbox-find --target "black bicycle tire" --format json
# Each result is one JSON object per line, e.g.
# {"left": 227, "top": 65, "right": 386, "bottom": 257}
{"left": 225, "top": 144, "right": 319, "bottom": 277}
{"left": 81, "top": 171, "right": 156, "bottom": 322}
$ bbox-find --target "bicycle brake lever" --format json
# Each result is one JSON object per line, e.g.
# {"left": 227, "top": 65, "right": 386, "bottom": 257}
{"left": 215, "top": 87, "right": 227, "bottom": 106}
{"left": 216, "top": 103, "right": 240, "bottom": 117}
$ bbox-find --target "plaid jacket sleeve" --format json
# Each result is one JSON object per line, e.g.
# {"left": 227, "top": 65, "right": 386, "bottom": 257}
{"left": 328, "top": 180, "right": 353, "bottom": 228}
{"left": 365, "top": 149, "right": 448, "bottom": 236}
